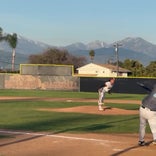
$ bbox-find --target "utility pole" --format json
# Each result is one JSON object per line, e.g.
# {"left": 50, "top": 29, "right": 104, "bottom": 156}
{"left": 114, "top": 43, "right": 122, "bottom": 77}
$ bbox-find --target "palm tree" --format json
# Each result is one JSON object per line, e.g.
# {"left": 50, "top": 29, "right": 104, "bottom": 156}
{"left": 7, "top": 33, "right": 18, "bottom": 71}
{"left": 0, "top": 27, "right": 2, "bottom": 38}
{"left": 0, "top": 27, "right": 7, "bottom": 41}
{"left": 89, "top": 50, "right": 95, "bottom": 62}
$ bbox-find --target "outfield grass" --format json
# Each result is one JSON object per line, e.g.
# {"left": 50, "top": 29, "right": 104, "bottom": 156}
{"left": 0, "top": 90, "right": 150, "bottom": 136}
{"left": 0, "top": 89, "right": 146, "bottom": 100}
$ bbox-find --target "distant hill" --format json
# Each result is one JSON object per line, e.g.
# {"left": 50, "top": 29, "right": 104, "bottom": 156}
{"left": 0, "top": 50, "right": 28, "bottom": 70}
{"left": 64, "top": 37, "right": 156, "bottom": 65}
{"left": 0, "top": 35, "right": 52, "bottom": 69}
{"left": 68, "top": 47, "right": 153, "bottom": 66}
{"left": 0, "top": 35, "right": 52, "bottom": 55}
{"left": 0, "top": 35, "right": 156, "bottom": 69}
{"left": 117, "top": 37, "right": 156, "bottom": 57}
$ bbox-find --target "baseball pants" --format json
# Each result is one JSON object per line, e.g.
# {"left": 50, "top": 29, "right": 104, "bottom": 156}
{"left": 98, "top": 88, "right": 106, "bottom": 106}
{"left": 139, "top": 106, "right": 156, "bottom": 141}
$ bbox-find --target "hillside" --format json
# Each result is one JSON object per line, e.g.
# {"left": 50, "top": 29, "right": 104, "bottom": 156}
{"left": 0, "top": 35, "right": 156, "bottom": 69}
{"left": 69, "top": 47, "right": 153, "bottom": 65}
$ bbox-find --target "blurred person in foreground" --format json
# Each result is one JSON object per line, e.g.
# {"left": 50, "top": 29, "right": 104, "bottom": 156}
{"left": 137, "top": 82, "right": 156, "bottom": 146}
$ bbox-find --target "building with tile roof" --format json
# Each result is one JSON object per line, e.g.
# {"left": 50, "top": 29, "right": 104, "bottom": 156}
{"left": 76, "top": 63, "right": 131, "bottom": 77}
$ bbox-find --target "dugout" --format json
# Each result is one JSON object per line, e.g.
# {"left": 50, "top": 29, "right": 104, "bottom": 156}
{"left": 80, "top": 77, "right": 156, "bottom": 94}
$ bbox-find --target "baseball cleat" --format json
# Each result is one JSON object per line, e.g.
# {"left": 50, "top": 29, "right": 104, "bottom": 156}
{"left": 152, "top": 140, "right": 156, "bottom": 145}
{"left": 138, "top": 141, "right": 146, "bottom": 146}
{"left": 98, "top": 106, "right": 104, "bottom": 111}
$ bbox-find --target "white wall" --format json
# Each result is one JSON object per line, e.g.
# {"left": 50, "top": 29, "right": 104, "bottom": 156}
{"left": 77, "top": 63, "right": 128, "bottom": 77}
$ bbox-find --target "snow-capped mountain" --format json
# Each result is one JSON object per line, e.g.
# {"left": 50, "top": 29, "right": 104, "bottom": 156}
{"left": 64, "top": 40, "right": 109, "bottom": 51}
{"left": 65, "top": 37, "right": 156, "bottom": 58}
{"left": 116, "top": 37, "right": 156, "bottom": 57}
{"left": 0, "top": 35, "right": 53, "bottom": 69}
{"left": 64, "top": 37, "right": 156, "bottom": 66}
{"left": 86, "top": 40, "right": 109, "bottom": 50}
{"left": 0, "top": 34, "right": 156, "bottom": 69}
{"left": 0, "top": 35, "right": 53, "bottom": 55}
{"left": 64, "top": 42, "right": 87, "bottom": 51}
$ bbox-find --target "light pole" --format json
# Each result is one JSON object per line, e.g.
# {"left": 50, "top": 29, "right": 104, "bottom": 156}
{"left": 114, "top": 43, "right": 122, "bottom": 76}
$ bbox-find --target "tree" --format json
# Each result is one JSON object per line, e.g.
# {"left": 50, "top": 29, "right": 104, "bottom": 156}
{"left": 89, "top": 50, "right": 95, "bottom": 62}
{"left": 0, "top": 27, "right": 2, "bottom": 38}
{"left": 0, "top": 27, "right": 7, "bottom": 41}
{"left": 29, "top": 48, "right": 87, "bottom": 71}
{"left": 121, "top": 59, "right": 145, "bottom": 77}
{"left": 131, "top": 60, "right": 145, "bottom": 76}
{"left": 145, "top": 61, "right": 156, "bottom": 77}
{"left": 6, "top": 33, "right": 18, "bottom": 71}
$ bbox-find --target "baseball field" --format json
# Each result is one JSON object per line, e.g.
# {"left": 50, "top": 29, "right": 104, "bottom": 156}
{"left": 0, "top": 90, "right": 155, "bottom": 156}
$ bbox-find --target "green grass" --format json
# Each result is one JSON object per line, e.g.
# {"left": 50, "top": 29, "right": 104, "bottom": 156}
{"left": 0, "top": 134, "right": 14, "bottom": 139}
{"left": 0, "top": 89, "right": 146, "bottom": 100}
{"left": 0, "top": 102, "right": 139, "bottom": 133}
{"left": 0, "top": 90, "right": 150, "bottom": 134}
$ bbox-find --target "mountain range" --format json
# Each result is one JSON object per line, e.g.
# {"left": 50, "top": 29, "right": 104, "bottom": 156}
{"left": 0, "top": 35, "right": 156, "bottom": 69}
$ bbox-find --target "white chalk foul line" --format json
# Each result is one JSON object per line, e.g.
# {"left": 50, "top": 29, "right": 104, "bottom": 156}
{"left": 0, "top": 130, "right": 119, "bottom": 144}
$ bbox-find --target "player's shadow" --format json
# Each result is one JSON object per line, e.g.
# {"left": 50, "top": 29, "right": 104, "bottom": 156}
{"left": 0, "top": 134, "right": 43, "bottom": 147}
{"left": 111, "top": 140, "right": 153, "bottom": 156}
{"left": 50, "top": 116, "right": 138, "bottom": 134}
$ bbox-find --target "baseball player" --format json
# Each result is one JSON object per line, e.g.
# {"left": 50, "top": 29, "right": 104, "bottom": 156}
{"left": 137, "top": 82, "right": 156, "bottom": 146}
{"left": 98, "top": 78, "right": 115, "bottom": 111}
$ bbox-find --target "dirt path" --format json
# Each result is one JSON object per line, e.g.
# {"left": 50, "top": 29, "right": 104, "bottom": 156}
{"left": 38, "top": 106, "right": 139, "bottom": 115}
{"left": 0, "top": 131, "right": 155, "bottom": 156}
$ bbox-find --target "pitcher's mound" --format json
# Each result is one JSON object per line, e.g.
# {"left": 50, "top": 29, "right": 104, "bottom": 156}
{"left": 38, "top": 106, "right": 138, "bottom": 115}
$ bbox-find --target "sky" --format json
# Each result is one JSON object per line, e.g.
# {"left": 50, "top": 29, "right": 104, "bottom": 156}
{"left": 0, "top": 0, "right": 156, "bottom": 46}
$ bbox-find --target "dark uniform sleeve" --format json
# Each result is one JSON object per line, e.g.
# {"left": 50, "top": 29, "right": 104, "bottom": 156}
{"left": 137, "top": 82, "right": 152, "bottom": 92}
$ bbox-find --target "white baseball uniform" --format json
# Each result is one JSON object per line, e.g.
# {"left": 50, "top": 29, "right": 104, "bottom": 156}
{"left": 98, "top": 81, "right": 114, "bottom": 108}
